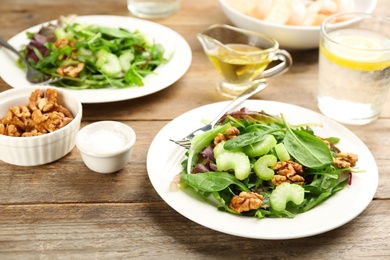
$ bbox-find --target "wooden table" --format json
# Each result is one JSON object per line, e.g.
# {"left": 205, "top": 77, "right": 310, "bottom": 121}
{"left": 1, "top": 0, "right": 389, "bottom": 258}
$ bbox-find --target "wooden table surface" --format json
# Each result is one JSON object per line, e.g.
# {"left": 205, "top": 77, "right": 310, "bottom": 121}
{"left": 1, "top": 0, "right": 389, "bottom": 259}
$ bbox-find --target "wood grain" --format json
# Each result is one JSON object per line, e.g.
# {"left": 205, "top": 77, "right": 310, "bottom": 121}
{"left": 0, "top": 0, "right": 389, "bottom": 258}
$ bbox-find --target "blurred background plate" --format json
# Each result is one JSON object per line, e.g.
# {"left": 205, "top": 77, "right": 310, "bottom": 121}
{"left": 219, "top": 0, "right": 377, "bottom": 50}
{"left": 0, "top": 15, "right": 192, "bottom": 103}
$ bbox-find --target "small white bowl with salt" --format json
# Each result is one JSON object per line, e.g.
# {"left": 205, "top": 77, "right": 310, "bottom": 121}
{"left": 76, "top": 121, "right": 136, "bottom": 174}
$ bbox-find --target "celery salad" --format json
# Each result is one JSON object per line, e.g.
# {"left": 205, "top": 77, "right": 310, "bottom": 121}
{"left": 176, "top": 108, "right": 361, "bottom": 219}
{"left": 19, "top": 16, "right": 166, "bottom": 89}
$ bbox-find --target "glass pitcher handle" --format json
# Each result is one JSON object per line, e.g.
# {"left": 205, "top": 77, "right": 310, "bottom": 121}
{"left": 257, "top": 50, "right": 292, "bottom": 79}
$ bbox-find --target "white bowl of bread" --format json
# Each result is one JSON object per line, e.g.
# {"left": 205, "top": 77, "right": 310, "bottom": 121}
{"left": 219, "top": 0, "right": 377, "bottom": 50}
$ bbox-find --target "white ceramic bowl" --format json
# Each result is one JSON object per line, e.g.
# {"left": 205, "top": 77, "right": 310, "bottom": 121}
{"left": 76, "top": 121, "right": 136, "bottom": 174}
{"left": 219, "top": 0, "right": 377, "bottom": 50}
{"left": 0, "top": 87, "right": 82, "bottom": 166}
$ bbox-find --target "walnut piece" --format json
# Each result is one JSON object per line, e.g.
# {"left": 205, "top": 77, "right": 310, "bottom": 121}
{"left": 213, "top": 133, "right": 226, "bottom": 145}
{"left": 29, "top": 88, "right": 57, "bottom": 112}
{"left": 272, "top": 161, "right": 305, "bottom": 186}
{"left": 22, "top": 129, "right": 43, "bottom": 137}
{"left": 333, "top": 152, "right": 358, "bottom": 168}
{"left": 213, "top": 127, "right": 240, "bottom": 145}
{"left": 54, "top": 38, "right": 83, "bottom": 75}
{"left": 35, "top": 111, "right": 72, "bottom": 133}
{"left": 272, "top": 175, "right": 289, "bottom": 186}
{"left": 10, "top": 106, "right": 31, "bottom": 119}
{"left": 317, "top": 135, "right": 340, "bottom": 153}
{"left": 1, "top": 110, "right": 26, "bottom": 131}
{"left": 54, "top": 38, "right": 69, "bottom": 49}
{"left": 226, "top": 127, "right": 240, "bottom": 139}
{"left": 229, "top": 191, "right": 264, "bottom": 213}
{"left": 0, "top": 88, "right": 74, "bottom": 137}
{"left": 273, "top": 161, "right": 303, "bottom": 175}
{"left": 57, "top": 63, "right": 85, "bottom": 78}
{"left": 0, "top": 124, "right": 21, "bottom": 136}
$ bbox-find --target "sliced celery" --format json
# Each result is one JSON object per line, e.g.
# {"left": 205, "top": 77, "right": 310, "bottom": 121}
{"left": 270, "top": 182, "right": 304, "bottom": 211}
{"left": 253, "top": 154, "right": 277, "bottom": 181}
{"left": 243, "top": 134, "right": 277, "bottom": 158}
{"left": 96, "top": 50, "right": 122, "bottom": 77}
{"left": 275, "top": 142, "right": 291, "bottom": 161}
{"left": 216, "top": 151, "right": 251, "bottom": 180}
{"left": 119, "top": 51, "right": 135, "bottom": 72}
{"left": 213, "top": 141, "right": 226, "bottom": 159}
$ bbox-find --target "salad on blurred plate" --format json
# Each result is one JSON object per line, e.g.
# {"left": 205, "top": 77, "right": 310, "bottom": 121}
{"left": 0, "top": 15, "right": 192, "bottom": 103}
{"left": 18, "top": 15, "right": 166, "bottom": 89}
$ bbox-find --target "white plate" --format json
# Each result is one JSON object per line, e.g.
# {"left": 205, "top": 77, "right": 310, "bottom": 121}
{"left": 147, "top": 100, "right": 378, "bottom": 239}
{"left": 0, "top": 15, "right": 192, "bottom": 103}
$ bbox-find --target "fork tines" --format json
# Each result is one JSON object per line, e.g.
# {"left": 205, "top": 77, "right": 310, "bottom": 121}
{"left": 169, "top": 139, "right": 191, "bottom": 149}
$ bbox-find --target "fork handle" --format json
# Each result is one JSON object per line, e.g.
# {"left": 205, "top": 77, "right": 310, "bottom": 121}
{"left": 0, "top": 38, "right": 27, "bottom": 65}
{"left": 0, "top": 38, "right": 22, "bottom": 58}
{"left": 209, "top": 80, "right": 268, "bottom": 126}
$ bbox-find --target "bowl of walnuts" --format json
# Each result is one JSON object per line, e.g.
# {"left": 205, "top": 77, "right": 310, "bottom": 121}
{"left": 0, "top": 87, "right": 82, "bottom": 166}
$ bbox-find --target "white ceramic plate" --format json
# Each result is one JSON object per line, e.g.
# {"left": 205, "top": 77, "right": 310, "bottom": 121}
{"left": 147, "top": 100, "right": 378, "bottom": 239}
{"left": 0, "top": 15, "right": 192, "bottom": 103}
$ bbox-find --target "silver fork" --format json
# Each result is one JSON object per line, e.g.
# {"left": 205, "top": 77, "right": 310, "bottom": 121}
{"left": 0, "top": 38, "right": 60, "bottom": 84}
{"left": 170, "top": 80, "right": 268, "bottom": 149}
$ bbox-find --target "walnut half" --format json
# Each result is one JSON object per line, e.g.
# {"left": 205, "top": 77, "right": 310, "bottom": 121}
{"left": 333, "top": 152, "right": 358, "bottom": 168}
{"left": 272, "top": 161, "right": 305, "bottom": 186}
{"left": 57, "top": 63, "right": 85, "bottom": 78}
{"left": 213, "top": 127, "right": 240, "bottom": 145}
{"left": 229, "top": 191, "right": 264, "bottom": 213}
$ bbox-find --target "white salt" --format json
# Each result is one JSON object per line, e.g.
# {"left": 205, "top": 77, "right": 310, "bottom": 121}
{"left": 83, "top": 128, "right": 128, "bottom": 153}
